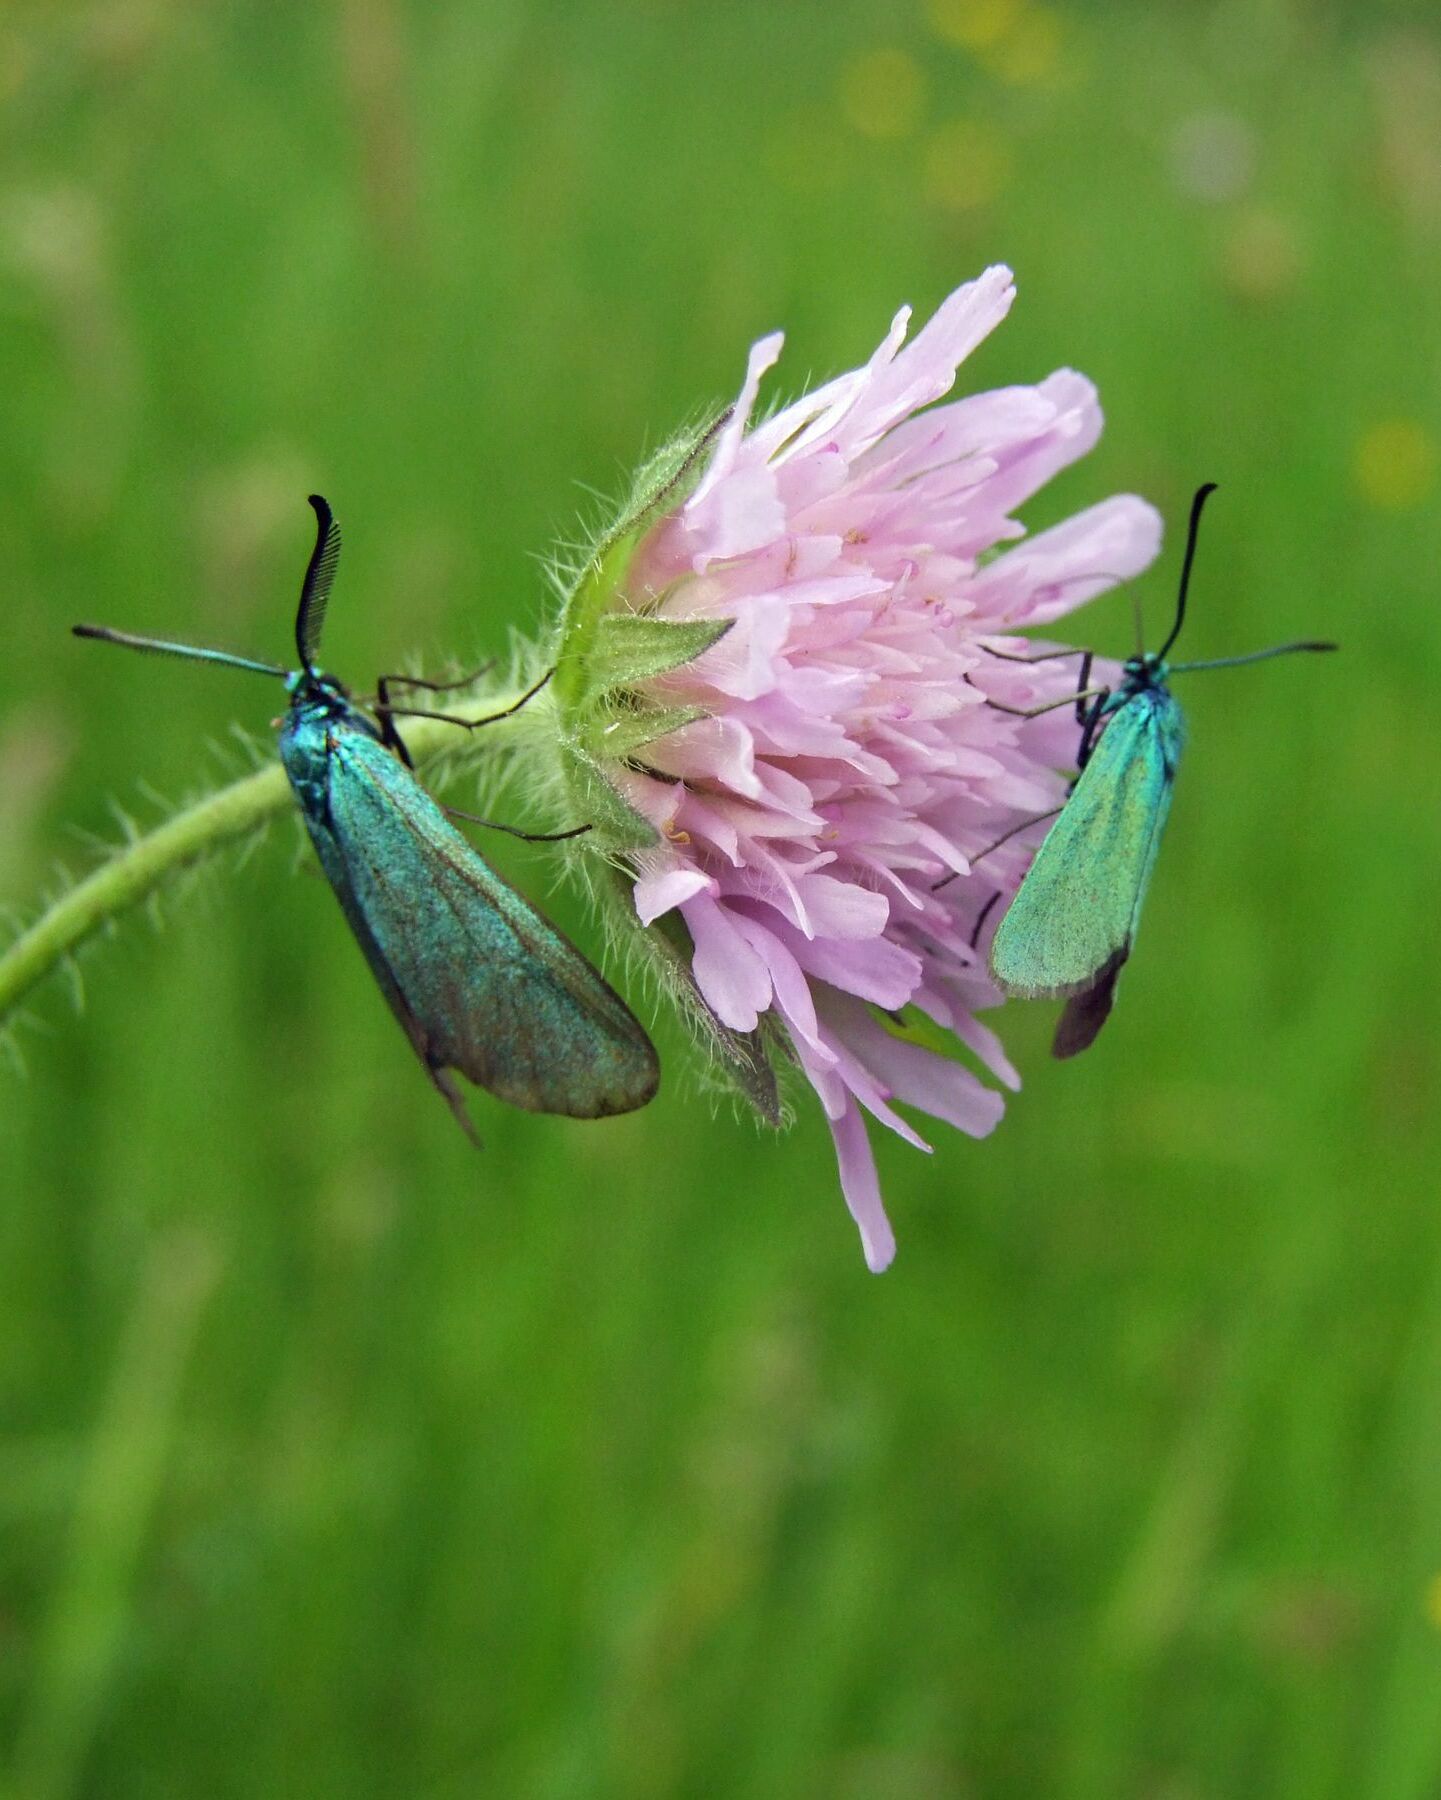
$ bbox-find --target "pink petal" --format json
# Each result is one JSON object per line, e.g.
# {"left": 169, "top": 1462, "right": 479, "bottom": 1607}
{"left": 753, "top": 306, "right": 914, "bottom": 464}
{"left": 726, "top": 911, "right": 829, "bottom": 1057}
{"left": 828, "top": 1100, "right": 897, "bottom": 1274}
{"left": 689, "top": 330, "right": 784, "bottom": 510}
{"left": 973, "top": 494, "right": 1164, "bottom": 627}
{"left": 951, "top": 1012, "right": 1022, "bottom": 1093}
{"left": 650, "top": 715, "right": 761, "bottom": 795}
{"left": 982, "top": 368, "right": 1104, "bottom": 513}
{"left": 850, "top": 1018, "right": 1006, "bottom": 1138}
{"left": 691, "top": 466, "right": 787, "bottom": 567}
{"left": 861, "top": 384, "right": 1056, "bottom": 487}
{"left": 836, "top": 266, "right": 1016, "bottom": 455}
{"left": 790, "top": 872, "right": 890, "bottom": 941}
{"left": 633, "top": 863, "right": 714, "bottom": 925}
{"left": 778, "top": 925, "right": 921, "bottom": 1010}
{"left": 681, "top": 895, "right": 773, "bottom": 1030}
{"left": 688, "top": 597, "right": 792, "bottom": 700}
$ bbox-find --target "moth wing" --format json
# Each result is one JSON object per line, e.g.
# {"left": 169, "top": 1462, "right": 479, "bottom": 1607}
{"left": 298, "top": 819, "right": 484, "bottom": 1143}
{"left": 990, "top": 691, "right": 1180, "bottom": 1001}
{"left": 1050, "top": 946, "right": 1129, "bottom": 1059}
{"left": 326, "top": 731, "right": 659, "bottom": 1119}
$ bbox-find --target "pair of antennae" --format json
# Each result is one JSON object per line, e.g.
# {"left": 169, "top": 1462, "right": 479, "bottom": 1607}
{"left": 73, "top": 495, "right": 341, "bottom": 681}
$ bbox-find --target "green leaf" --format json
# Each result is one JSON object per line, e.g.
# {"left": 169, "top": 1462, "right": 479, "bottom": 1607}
{"left": 583, "top": 614, "right": 733, "bottom": 701}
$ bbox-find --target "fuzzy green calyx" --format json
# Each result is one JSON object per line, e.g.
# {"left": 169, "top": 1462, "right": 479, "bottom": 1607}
{"left": 549, "top": 410, "right": 733, "bottom": 853}
{"left": 541, "top": 413, "right": 784, "bottom": 1127}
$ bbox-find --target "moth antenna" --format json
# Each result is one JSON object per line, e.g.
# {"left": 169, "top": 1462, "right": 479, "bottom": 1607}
{"left": 1170, "top": 640, "right": 1338, "bottom": 675}
{"left": 296, "top": 494, "right": 341, "bottom": 675}
{"left": 1157, "top": 482, "right": 1216, "bottom": 662}
{"left": 71, "top": 624, "right": 285, "bottom": 681}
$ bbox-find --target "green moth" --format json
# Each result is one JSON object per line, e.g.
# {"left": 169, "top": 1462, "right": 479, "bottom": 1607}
{"left": 74, "top": 496, "right": 660, "bottom": 1135}
{"left": 988, "top": 483, "right": 1336, "bottom": 1057}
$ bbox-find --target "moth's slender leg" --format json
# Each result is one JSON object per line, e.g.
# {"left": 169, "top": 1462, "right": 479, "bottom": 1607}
{"left": 1075, "top": 688, "right": 1112, "bottom": 770}
{"left": 984, "top": 684, "right": 1110, "bottom": 720}
{"left": 968, "top": 889, "right": 1002, "bottom": 950}
{"left": 378, "top": 667, "right": 555, "bottom": 733}
{"left": 375, "top": 659, "right": 498, "bottom": 702}
{"left": 428, "top": 1064, "right": 482, "bottom": 1148}
{"left": 974, "top": 647, "right": 1097, "bottom": 727}
{"left": 932, "top": 807, "right": 1063, "bottom": 892}
{"left": 380, "top": 713, "right": 416, "bottom": 766}
{"left": 1072, "top": 650, "right": 1094, "bottom": 725}
{"left": 981, "top": 644, "right": 1093, "bottom": 666}
{"left": 445, "top": 804, "right": 592, "bottom": 846}
{"left": 370, "top": 663, "right": 501, "bottom": 755}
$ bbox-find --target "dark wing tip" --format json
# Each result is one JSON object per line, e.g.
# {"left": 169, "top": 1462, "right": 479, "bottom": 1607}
{"left": 1051, "top": 946, "right": 1130, "bottom": 1059}
{"left": 598, "top": 1048, "right": 661, "bottom": 1116}
{"left": 546, "top": 1024, "right": 660, "bottom": 1118}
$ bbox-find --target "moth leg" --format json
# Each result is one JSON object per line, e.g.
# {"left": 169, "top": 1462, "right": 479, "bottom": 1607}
{"left": 985, "top": 684, "right": 1110, "bottom": 720}
{"left": 376, "top": 708, "right": 416, "bottom": 764}
{"left": 376, "top": 660, "right": 498, "bottom": 701}
{"left": 428, "top": 1062, "right": 483, "bottom": 1148}
{"left": 932, "top": 808, "right": 1062, "bottom": 893}
{"left": 982, "top": 644, "right": 1093, "bottom": 666}
{"left": 1075, "top": 687, "right": 1112, "bottom": 770}
{"left": 1072, "top": 650, "right": 1094, "bottom": 724}
{"left": 378, "top": 667, "right": 555, "bottom": 733}
{"left": 445, "top": 805, "right": 592, "bottom": 845}
{"left": 968, "top": 889, "right": 1001, "bottom": 950}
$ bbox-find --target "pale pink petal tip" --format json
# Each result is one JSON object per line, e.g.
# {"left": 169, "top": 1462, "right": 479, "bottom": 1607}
{"left": 831, "top": 1102, "right": 897, "bottom": 1274}
{"left": 614, "top": 271, "right": 1160, "bottom": 1269}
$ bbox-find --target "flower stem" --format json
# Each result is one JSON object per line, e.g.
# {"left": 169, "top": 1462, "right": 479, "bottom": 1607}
{"left": 0, "top": 685, "right": 549, "bottom": 1027}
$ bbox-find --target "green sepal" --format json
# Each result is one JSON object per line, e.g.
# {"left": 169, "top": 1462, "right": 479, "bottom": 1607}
{"left": 553, "top": 529, "right": 640, "bottom": 711}
{"left": 582, "top": 613, "right": 733, "bottom": 702}
{"left": 584, "top": 703, "right": 709, "bottom": 762}
{"left": 551, "top": 408, "right": 730, "bottom": 714}
{"left": 618, "top": 407, "right": 731, "bottom": 538}
{"left": 713, "top": 1021, "right": 783, "bottom": 1129}
{"left": 559, "top": 741, "right": 659, "bottom": 853}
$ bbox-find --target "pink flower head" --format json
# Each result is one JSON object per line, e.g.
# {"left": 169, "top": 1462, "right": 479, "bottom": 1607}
{"left": 600, "top": 267, "right": 1160, "bottom": 1269}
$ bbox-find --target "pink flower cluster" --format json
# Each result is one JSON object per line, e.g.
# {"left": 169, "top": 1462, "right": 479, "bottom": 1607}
{"left": 617, "top": 267, "right": 1160, "bottom": 1270}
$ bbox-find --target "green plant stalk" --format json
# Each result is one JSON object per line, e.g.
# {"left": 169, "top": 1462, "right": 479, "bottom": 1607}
{"left": 0, "top": 686, "right": 547, "bottom": 1027}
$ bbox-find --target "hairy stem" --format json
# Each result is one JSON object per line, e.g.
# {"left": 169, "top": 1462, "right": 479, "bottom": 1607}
{"left": 0, "top": 686, "right": 549, "bottom": 1026}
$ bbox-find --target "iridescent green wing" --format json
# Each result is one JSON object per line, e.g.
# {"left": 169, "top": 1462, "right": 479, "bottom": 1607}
{"left": 990, "top": 687, "right": 1184, "bottom": 1002}
{"left": 323, "top": 724, "right": 659, "bottom": 1122}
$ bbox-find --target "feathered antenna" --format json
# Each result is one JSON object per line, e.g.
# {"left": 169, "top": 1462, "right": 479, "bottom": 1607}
{"left": 295, "top": 494, "right": 342, "bottom": 675}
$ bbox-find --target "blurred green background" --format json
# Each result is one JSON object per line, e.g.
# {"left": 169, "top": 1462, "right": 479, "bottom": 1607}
{"left": 3, "top": 1, "right": 1441, "bottom": 1795}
